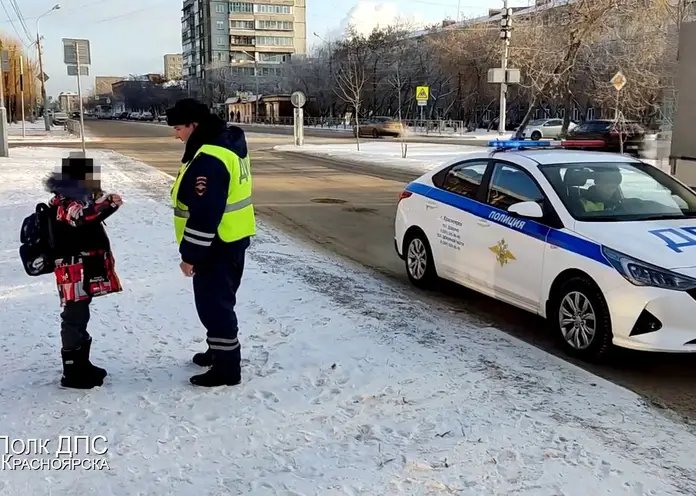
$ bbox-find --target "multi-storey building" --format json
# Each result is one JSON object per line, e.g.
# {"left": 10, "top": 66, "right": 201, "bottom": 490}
{"left": 182, "top": 0, "right": 307, "bottom": 99}
{"left": 57, "top": 92, "right": 81, "bottom": 113}
{"left": 94, "top": 76, "right": 124, "bottom": 96}
{"left": 164, "top": 54, "right": 184, "bottom": 80}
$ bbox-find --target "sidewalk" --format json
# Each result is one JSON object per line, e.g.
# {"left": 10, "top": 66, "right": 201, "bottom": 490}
{"left": 7, "top": 121, "right": 93, "bottom": 144}
{"left": 0, "top": 146, "right": 694, "bottom": 494}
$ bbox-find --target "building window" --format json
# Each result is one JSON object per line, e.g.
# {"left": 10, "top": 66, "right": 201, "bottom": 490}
{"left": 256, "top": 36, "right": 293, "bottom": 47}
{"left": 217, "top": 36, "right": 227, "bottom": 46}
{"left": 255, "top": 20, "right": 293, "bottom": 30}
{"left": 254, "top": 4, "right": 292, "bottom": 14}
{"left": 215, "top": 3, "right": 226, "bottom": 13}
{"left": 231, "top": 36, "right": 255, "bottom": 46}
{"left": 231, "top": 66, "right": 255, "bottom": 76}
{"left": 231, "top": 51, "right": 254, "bottom": 62}
{"left": 230, "top": 2, "right": 253, "bottom": 13}
{"left": 230, "top": 20, "right": 254, "bottom": 29}
{"left": 216, "top": 20, "right": 224, "bottom": 30}
{"left": 258, "top": 53, "right": 288, "bottom": 63}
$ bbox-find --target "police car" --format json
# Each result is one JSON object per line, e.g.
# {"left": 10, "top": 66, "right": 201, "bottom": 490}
{"left": 394, "top": 140, "right": 696, "bottom": 361}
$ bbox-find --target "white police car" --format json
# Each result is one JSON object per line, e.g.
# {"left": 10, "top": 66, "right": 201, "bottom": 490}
{"left": 394, "top": 140, "right": 696, "bottom": 361}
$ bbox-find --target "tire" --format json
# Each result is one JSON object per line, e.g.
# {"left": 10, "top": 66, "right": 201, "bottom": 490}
{"left": 531, "top": 131, "right": 542, "bottom": 140}
{"left": 404, "top": 230, "right": 437, "bottom": 289}
{"left": 549, "top": 276, "right": 613, "bottom": 361}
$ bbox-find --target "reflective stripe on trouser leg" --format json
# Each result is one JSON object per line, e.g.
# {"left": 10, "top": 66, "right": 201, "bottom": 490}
{"left": 207, "top": 337, "right": 240, "bottom": 351}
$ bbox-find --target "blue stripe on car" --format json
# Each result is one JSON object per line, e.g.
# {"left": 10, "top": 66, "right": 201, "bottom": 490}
{"left": 405, "top": 181, "right": 611, "bottom": 267}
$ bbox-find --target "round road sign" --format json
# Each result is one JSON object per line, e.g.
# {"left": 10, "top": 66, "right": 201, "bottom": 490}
{"left": 291, "top": 91, "right": 306, "bottom": 108}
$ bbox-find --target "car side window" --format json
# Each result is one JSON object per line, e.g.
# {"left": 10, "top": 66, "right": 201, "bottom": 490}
{"left": 434, "top": 161, "right": 488, "bottom": 199}
{"left": 486, "top": 163, "right": 546, "bottom": 211}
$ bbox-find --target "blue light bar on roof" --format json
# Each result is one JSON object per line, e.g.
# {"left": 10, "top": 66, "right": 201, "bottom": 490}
{"left": 488, "top": 139, "right": 553, "bottom": 149}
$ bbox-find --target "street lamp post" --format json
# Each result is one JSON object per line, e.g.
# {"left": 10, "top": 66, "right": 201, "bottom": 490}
{"left": 313, "top": 32, "right": 333, "bottom": 118}
{"left": 240, "top": 49, "right": 259, "bottom": 122}
{"left": 36, "top": 4, "right": 61, "bottom": 131}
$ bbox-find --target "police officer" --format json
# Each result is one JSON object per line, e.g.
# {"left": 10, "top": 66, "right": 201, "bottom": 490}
{"left": 166, "top": 98, "right": 255, "bottom": 387}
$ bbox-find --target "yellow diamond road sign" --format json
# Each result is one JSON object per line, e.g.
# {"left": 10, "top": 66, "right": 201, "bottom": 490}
{"left": 416, "top": 86, "right": 429, "bottom": 101}
{"left": 611, "top": 71, "right": 626, "bottom": 91}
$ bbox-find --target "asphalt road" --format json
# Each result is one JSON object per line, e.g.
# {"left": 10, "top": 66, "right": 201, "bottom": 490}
{"left": 73, "top": 119, "right": 696, "bottom": 424}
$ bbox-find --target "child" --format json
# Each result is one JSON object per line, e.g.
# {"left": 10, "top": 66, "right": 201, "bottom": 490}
{"left": 45, "top": 156, "right": 124, "bottom": 389}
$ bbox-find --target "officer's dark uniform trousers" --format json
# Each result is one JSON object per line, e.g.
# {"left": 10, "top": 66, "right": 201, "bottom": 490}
{"left": 192, "top": 238, "right": 249, "bottom": 373}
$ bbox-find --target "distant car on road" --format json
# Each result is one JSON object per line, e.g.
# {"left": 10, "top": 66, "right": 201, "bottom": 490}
{"left": 562, "top": 120, "right": 647, "bottom": 157}
{"left": 128, "top": 112, "right": 141, "bottom": 120}
{"left": 140, "top": 111, "right": 154, "bottom": 121}
{"left": 521, "top": 118, "right": 578, "bottom": 140}
{"left": 354, "top": 117, "right": 404, "bottom": 138}
{"left": 52, "top": 112, "right": 69, "bottom": 125}
{"left": 395, "top": 139, "right": 696, "bottom": 362}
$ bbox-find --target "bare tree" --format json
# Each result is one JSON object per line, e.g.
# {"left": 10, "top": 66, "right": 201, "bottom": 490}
{"left": 334, "top": 32, "right": 368, "bottom": 150}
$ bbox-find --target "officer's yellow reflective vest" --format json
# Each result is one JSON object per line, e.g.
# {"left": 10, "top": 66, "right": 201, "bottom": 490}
{"left": 171, "top": 144, "right": 255, "bottom": 244}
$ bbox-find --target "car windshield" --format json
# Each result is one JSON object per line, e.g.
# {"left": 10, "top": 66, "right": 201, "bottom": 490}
{"left": 540, "top": 162, "right": 696, "bottom": 222}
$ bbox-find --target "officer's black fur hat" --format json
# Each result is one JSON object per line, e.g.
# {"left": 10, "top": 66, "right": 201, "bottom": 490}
{"left": 166, "top": 98, "right": 211, "bottom": 126}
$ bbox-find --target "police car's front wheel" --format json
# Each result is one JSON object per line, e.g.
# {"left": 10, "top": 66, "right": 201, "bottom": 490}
{"left": 405, "top": 231, "right": 437, "bottom": 289}
{"left": 550, "top": 276, "right": 613, "bottom": 362}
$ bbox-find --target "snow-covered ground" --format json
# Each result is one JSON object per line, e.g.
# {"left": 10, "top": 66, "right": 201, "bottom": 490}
{"left": 276, "top": 140, "right": 670, "bottom": 176}
{"left": 1, "top": 147, "right": 696, "bottom": 494}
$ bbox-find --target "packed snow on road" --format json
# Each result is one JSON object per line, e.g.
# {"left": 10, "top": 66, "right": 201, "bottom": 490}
{"left": 0, "top": 147, "right": 695, "bottom": 494}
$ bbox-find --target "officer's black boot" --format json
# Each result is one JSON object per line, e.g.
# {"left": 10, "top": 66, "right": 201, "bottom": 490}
{"left": 190, "top": 349, "right": 241, "bottom": 387}
{"left": 80, "top": 337, "right": 107, "bottom": 380}
{"left": 60, "top": 347, "right": 104, "bottom": 389}
{"left": 192, "top": 348, "right": 213, "bottom": 367}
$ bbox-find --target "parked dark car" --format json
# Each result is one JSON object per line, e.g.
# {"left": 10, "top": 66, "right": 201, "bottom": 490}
{"left": 116, "top": 112, "right": 129, "bottom": 119}
{"left": 561, "top": 119, "right": 646, "bottom": 156}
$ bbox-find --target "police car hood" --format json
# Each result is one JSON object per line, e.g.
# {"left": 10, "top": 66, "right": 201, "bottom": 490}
{"left": 573, "top": 219, "right": 696, "bottom": 271}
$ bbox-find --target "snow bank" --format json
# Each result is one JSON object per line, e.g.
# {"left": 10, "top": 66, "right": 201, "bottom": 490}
{"left": 0, "top": 147, "right": 695, "bottom": 494}
{"left": 275, "top": 141, "right": 489, "bottom": 175}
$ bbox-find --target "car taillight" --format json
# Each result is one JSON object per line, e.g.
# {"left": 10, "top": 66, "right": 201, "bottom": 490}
{"left": 398, "top": 191, "right": 412, "bottom": 202}
{"left": 610, "top": 131, "right": 620, "bottom": 136}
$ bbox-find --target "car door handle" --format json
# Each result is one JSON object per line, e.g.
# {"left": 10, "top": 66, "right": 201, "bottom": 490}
{"left": 425, "top": 201, "right": 438, "bottom": 209}
{"left": 477, "top": 220, "right": 490, "bottom": 227}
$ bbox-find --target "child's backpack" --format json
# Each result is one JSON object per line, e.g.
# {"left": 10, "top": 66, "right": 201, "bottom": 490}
{"left": 19, "top": 203, "right": 56, "bottom": 276}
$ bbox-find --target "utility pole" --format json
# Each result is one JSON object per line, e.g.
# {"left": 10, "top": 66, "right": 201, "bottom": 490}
{"left": 36, "top": 5, "right": 60, "bottom": 131}
{"left": 0, "top": 47, "right": 9, "bottom": 157}
{"left": 499, "top": 1, "right": 511, "bottom": 135}
{"left": 36, "top": 34, "right": 49, "bottom": 131}
{"left": 74, "top": 41, "right": 86, "bottom": 154}
{"left": 19, "top": 56, "right": 24, "bottom": 138}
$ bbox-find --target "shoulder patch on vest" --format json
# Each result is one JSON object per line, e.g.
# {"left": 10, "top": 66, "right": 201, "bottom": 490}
{"left": 195, "top": 176, "right": 207, "bottom": 196}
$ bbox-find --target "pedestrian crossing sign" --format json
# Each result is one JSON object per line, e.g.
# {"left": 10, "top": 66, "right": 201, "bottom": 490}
{"left": 416, "top": 86, "right": 429, "bottom": 102}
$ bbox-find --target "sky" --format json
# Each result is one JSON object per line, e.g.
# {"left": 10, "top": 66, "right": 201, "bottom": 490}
{"left": 13, "top": 0, "right": 533, "bottom": 96}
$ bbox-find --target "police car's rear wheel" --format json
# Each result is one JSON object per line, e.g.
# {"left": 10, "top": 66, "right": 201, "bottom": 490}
{"left": 405, "top": 232, "right": 436, "bottom": 289}
{"left": 551, "top": 276, "right": 613, "bottom": 361}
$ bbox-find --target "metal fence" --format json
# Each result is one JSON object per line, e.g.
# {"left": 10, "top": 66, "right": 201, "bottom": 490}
{"left": 66, "top": 119, "right": 82, "bottom": 138}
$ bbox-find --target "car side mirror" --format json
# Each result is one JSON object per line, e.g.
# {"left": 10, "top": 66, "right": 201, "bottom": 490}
{"left": 508, "top": 201, "right": 544, "bottom": 219}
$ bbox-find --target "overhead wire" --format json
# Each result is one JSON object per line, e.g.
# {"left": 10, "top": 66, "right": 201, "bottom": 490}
{"left": 0, "top": 0, "right": 28, "bottom": 46}
{"left": 8, "top": 0, "right": 32, "bottom": 42}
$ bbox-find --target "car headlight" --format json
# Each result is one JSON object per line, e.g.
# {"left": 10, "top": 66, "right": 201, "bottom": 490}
{"left": 602, "top": 246, "right": 696, "bottom": 291}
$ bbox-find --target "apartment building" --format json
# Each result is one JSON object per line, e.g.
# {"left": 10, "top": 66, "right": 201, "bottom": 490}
{"left": 182, "top": 0, "right": 306, "bottom": 95}
{"left": 58, "top": 92, "right": 81, "bottom": 113}
{"left": 164, "top": 53, "right": 184, "bottom": 80}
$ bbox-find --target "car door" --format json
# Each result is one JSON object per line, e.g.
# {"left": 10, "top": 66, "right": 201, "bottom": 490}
{"left": 428, "top": 159, "right": 491, "bottom": 282}
{"left": 543, "top": 119, "right": 563, "bottom": 138}
{"left": 477, "top": 161, "right": 555, "bottom": 312}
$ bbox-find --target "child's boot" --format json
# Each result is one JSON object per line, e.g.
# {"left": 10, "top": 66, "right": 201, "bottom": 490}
{"left": 60, "top": 347, "right": 104, "bottom": 389}
{"left": 80, "top": 337, "right": 107, "bottom": 380}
